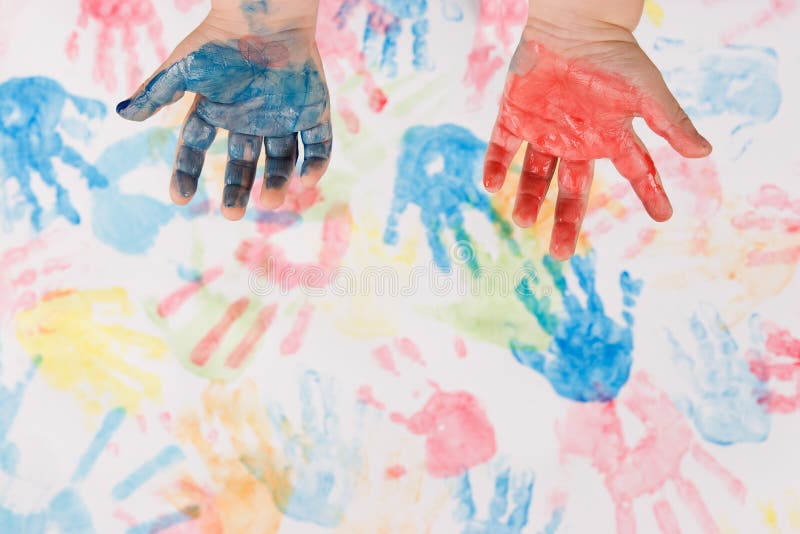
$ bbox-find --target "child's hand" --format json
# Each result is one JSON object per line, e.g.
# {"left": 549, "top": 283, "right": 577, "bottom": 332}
{"left": 484, "top": 12, "right": 712, "bottom": 260}
{"left": 117, "top": 3, "right": 331, "bottom": 220}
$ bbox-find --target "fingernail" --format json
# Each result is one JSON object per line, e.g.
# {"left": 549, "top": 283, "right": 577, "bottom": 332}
{"left": 116, "top": 99, "right": 131, "bottom": 113}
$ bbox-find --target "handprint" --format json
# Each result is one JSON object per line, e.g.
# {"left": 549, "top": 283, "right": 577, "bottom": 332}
{"left": 384, "top": 124, "right": 517, "bottom": 274}
{"left": 0, "top": 77, "right": 107, "bottom": 230}
{"left": 731, "top": 184, "right": 800, "bottom": 267}
{"left": 117, "top": 16, "right": 333, "bottom": 217}
{"left": 511, "top": 252, "right": 642, "bottom": 402}
{"left": 454, "top": 466, "right": 564, "bottom": 534}
{"left": 1, "top": 401, "right": 187, "bottom": 532}
{"left": 668, "top": 304, "right": 770, "bottom": 445}
{"left": 484, "top": 31, "right": 712, "bottom": 259}
{"left": 749, "top": 320, "right": 800, "bottom": 415}
{"left": 66, "top": 0, "right": 168, "bottom": 92}
{"left": 657, "top": 41, "right": 781, "bottom": 157}
{"left": 558, "top": 372, "right": 746, "bottom": 534}
{"left": 14, "top": 288, "right": 167, "bottom": 414}
{"left": 173, "top": 372, "right": 363, "bottom": 530}
{"left": 266, "top": 370, "right": 363, "bottom": 527}
{"left": 463, "top": 0, "right": 527, "bottom": 103}
{"left": 360, "top": 0, "right": 432, "bottom": 76}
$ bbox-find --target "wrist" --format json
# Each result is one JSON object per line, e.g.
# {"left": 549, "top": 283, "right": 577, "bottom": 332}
{"left": 528, "top": 0, "right": 644, "bottom": 33}
{"left": 208, "top": 0, "right": 319, "bottom": 36}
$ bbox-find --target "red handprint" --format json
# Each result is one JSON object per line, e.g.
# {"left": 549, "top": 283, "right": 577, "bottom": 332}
{"left": 749, "top": 321, "right": 800, "bottom": 414}
{"left": 66, "top": 0, "right": 168, "bottom": 92}
{"left": 558, "top": 372, "right": 745, "bottom": 534}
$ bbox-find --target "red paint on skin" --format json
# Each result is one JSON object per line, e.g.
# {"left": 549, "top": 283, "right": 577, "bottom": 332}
{"left": 190, "top": 297, "right": 250, "bottom": 367}
{"left": 225, "top": 304, "right": 277, "bottom": 369}
{"left": 390, "top": 388, "right": 496, "bottom": 478}
{"left": 357, "top": 385, "right": 386, "bottom": 410}
{"left": 372, "top": 345, "right": 400, "bottom": 376}
{"left": 279, "top": 303, "right": 314, "bottom": 355}
{"left": 66, "top": 0, "right": 168, "bottom": 92}
{"left": 385, "top": 465, "right": 407, "bottom": 479}
{"left": 487, "top": 42, "right": 710, "bottom": 257}
{"left": 238, "top": 38, "right": 291, "bottom": 69}
{"left": 393, "top": 337, "right": 426, "bottom": 366}
{"left": 157, "top": 267, "right": 224, "bottom": 318}
{"left": 558, "top": 373, "right": 743, "bottom": 534}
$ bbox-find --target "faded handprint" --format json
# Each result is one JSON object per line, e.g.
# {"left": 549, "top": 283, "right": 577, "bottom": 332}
{"left": 749, "top": 320, "right": 800, "bottom": 415}
{"left": 511, "top": 252, "right": 642, "bottom": 402}
{"left": 117, "top": 22, "right": 332, "bottom": 217}
{"left": 384, "top": 124, "right": 517, "bottom": 274}
{"left": 558, "top": 372, "right": 746, "bottom": 534}
{"left": 731, "top": 184, "right": 800, "bottom": 267}
{"left": 265, "top": 370, "right": 363, "bottom": 527}
{"left": 15, "top": 288, "right": 167, "bottom": 414}
{"left": 454, "top": 466, "right": 564, "bottom": 534}
{"left": 66, "top": 0, "right": 168, "bottom": 92}
{"left": 1, "top": 404, "right": 187, "bottom": 532}
{"left": 668, "top": 305, "right": 770, "bottom": 445}
{"left": 657, "top": 41, "right": 781, "bottom": 157}
{"left": 484, "top": 34, "right": 712, "bottom": 259}
{"left": 463, "top": 0, "right": 527, "bottom": 103}
{"left": 359, "top": 0, "right": 432, "bottom": 76}
{"left": 0, "top": 77, "right": 107, "bottom": 230}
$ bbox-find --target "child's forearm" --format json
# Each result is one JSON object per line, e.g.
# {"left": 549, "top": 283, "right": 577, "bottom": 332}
{"left": 208, "top": 0, "right": 320, "bottom": 35}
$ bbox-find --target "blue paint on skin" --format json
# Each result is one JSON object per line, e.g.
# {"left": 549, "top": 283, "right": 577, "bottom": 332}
{"left": 384, "top": 124, "right": 518, "bottom": 273}
{"left": 117, "top": 39, "right": 330, "bottom": 139}
{"left": 511, "top": 253, "right": 642, "bottom": 402}
{"left": 263, "top": 371, "right": 362, "bottom": 528}
{"left": 0, "top": 77, "right": 107, "bottom": 230}
{"left": 362, "top": 0, "right": 432, "bottom": 75}
{"left": 0, "top": 407, "right": 189, "bottom": 532}
{"left": 668, "top": 305, "right": 770, "bottom": 445}
{"left": 91, "top": 130, "right": 180, "bottom": 254}
{"left": 659, "top": 42, "right": 781, "bottom": 155}
{"left": 454, "top": 467, "right": 562, "bottom": 534}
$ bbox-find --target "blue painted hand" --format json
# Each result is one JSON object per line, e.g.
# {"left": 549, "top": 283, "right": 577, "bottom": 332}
{"left": 511, "top": 252, "right": 642, "bottom": 402}
{"left": 117, "top": 28, "right": 332, "bottom": 220}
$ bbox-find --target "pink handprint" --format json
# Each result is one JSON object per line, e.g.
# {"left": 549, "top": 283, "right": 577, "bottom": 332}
{"left": 558, "top": 372, "right": 745, "bottom": 534}
{"left": 731, "top": 184, "right": 800, "bottom": 266}
{"left": 66, "top": 0, "right": 168, "bottom": 93}
{"left": 749, "top": 320, "right": 800, "bottom": 414}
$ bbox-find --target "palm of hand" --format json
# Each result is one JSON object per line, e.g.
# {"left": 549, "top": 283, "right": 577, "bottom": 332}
{"left": 118, "top": 30, "right": 332, "bottom": 219}
{"left": 485, "top": 40, "right": 711, "bottom": 260}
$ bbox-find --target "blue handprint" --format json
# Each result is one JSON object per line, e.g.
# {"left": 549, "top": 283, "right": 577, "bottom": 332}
{"left": 362, "top": 0, "right": 432, "bottom": 76}
{"left": 658, "top": 41, "right": 780, "bottom": 156}
{"left": 511, "top": 252, "right": 642, "bottom": 402}
{"left": 0, "top": 392, "right": 187, "bottom": 532}
{"left": 0, "top": 77, "right": 107, "bottom": 230}
{"left": 454, "top": 467, "right": 563, "bottom": 534}
{"left": 667, "top": 305, "right": 770, "bottom": 446}
{"left": 384, "top": 124, "right": 517, "bottom": 273}
{"left": 263, "top": 370, "right": 363, "bottom": 528}
{"left": 91, "top": 129, "right": 183, "bottom": 255}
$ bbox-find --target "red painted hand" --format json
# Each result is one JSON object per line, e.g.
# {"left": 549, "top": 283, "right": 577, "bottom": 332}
{"left": 484, "top": 33, "right": 712, "bottom": 260}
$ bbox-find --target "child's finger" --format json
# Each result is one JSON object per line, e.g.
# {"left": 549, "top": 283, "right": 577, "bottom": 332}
{"left": 299, "top": 121, "right": 333, "bottom": 187}
{"left": 512, "top": 145, "right": 558, "bottom": 228}
{"left": 171, "top": 96, "right": 218, "bottom": 205}
{"left": 260, "top": 134, "right": 299, "bottom": 209}
{"left": 221, "top": 132, "right": 262, "bottom": 221}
